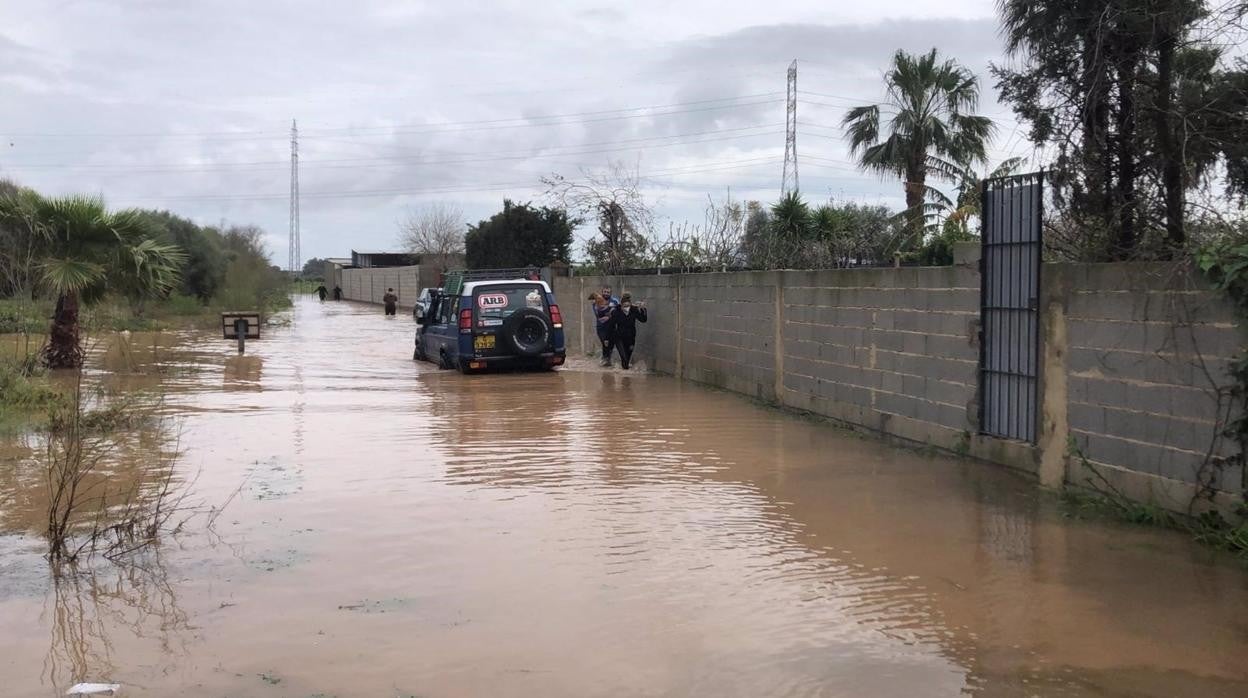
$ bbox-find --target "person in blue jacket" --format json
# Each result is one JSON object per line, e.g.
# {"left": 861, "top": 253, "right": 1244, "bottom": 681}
{"left": 589, "top": 291, "right": 615, "bottom": 366}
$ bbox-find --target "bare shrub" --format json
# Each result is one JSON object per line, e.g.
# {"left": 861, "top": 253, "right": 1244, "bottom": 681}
{"left": 397, "top": 201, "right": 465, "bottom": 267}
{"left": 43, "top": 374, "right": 192, "bottom": 563}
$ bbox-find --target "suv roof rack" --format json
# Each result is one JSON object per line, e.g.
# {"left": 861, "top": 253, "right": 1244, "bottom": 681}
{"left": 441, "top": 267, "right": 542, "bottom": 296}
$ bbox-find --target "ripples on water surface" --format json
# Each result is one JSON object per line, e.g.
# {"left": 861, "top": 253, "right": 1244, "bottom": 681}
{"left": 1, "top": 297, "right": 1246, "bottom": 697}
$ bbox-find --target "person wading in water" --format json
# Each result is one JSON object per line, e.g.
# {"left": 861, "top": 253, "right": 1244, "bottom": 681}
{"left": 607, "top": 293, "right": 647, "bottom": 370}
{"left": 315, "top": 283, "right": 328, "bottom": 301}
{"left": 383, "top": 288, "right": 398, "bottom": 316}
{"left": 588, "top": 292, "right": 615, "bottom": 367}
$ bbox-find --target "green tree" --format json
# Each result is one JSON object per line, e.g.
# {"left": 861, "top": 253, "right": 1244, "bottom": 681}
{"left": 465, "top": 200, "right": 576, "bottom": 269}
{"left": 993, "top": 0, "right": 1247, "bottom": 258}
{"left": 843, "top": 48, "right": 995, "bottom": 245}
{"left": 138, "top": 209, "right": 227, "bottom": 301}
{"left": 0, "top": 179, "right": 41, "bottom": 297}
{"left": 302, "top": 257, "right": 329, "bottom": 279}
{"left": 215, "top": 225, "right": 288, "bottom": 311}
{"left": 0, "top": 193, "right": 185, "bottom": 368}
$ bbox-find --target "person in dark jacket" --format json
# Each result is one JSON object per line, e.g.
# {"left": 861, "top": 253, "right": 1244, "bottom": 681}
{"left": 383, "top": 288, "right": 398, "bottom": 316}
{"left": 332, "top": 286, "right": 343, "bottom": 300}
{"left": 607, "top": 293, "right": 647, "bottom": 370}
{"left": 315, "top": 284, "right": 328, "bottom": 301}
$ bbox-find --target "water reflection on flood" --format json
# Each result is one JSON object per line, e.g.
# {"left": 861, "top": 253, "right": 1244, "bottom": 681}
{"left": 1, "top": 296, "right": 1246, "bottom": 697}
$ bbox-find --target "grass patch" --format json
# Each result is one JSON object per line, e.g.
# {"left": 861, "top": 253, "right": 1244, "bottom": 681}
{"left": 0, "top": 356, "right": 67, "bottom": 431}
{"left": 0, "top": 299, "right": 51, "bottom": 334}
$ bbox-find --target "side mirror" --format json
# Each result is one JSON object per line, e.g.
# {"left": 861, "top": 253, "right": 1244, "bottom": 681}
{"left": 415, "top": 308, "right": 427, "bottom": 324}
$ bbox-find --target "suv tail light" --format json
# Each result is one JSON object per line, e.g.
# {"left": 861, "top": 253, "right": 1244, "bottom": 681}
{"left": 549, "top": 304, "right": 563, "bottom": 328}
{"left": 458, "top": 308, "right": 472, "bottom": 332}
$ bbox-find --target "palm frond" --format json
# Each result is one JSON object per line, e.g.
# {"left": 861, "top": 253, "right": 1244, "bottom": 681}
{"left": 842, "top": 105, "right": 881, "bottom": 155}
{"left": 39, "top": 258, "right": 106, "bottom": 295}
{"left": 925, "top": 154, "right": 969, "bottom": 182}
{"left": 988, "top": 157, "right": 1027, "bottom": 180}
{"left": 922, "top": 184, "right": 955, "bottom": 208}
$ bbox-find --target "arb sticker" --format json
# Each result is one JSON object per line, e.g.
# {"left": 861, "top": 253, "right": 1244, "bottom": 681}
{"left": 478, "top": 293, "right": 508, "bottom": 310}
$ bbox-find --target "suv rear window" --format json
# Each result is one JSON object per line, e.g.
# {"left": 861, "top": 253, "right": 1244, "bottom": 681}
{"left": 473, "top": 284, "right": 547, "bottom": 327}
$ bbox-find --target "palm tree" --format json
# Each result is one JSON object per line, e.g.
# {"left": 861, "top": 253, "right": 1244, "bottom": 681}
{"left": 0, "top": 191, "right": 185, "bottom": 368}
{"left": 923, "top": 157, "right": 1026, "bottom": 235}
{"left": 843, "top": 48, "right": 996, "bottom": 244}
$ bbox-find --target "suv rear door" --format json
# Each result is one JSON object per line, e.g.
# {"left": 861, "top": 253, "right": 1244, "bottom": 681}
{"left": 471, "top": 283, "right": 549, "bottom": 356}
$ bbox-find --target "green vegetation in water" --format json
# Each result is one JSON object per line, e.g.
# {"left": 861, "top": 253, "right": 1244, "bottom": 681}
{"left": 1065, "top": 439, "right": 1248, "bottom": 562}
{"left": 0, "top": 183, "right": 296, "bottom": 370}
{"left": 0, "top": 356, "right": 66, "bottom": 431}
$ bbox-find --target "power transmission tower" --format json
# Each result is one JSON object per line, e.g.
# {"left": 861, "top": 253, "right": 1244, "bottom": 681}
{"left": 288, "top": 119, "right": 301, "bottom": 274}
{"left": 781, "top": 59, "right": 799, "bottom": 196}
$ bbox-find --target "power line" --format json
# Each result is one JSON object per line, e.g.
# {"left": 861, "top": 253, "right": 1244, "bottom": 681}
{"left": 299, "top": 93, "right": 784, "bottom": 134}
{"left": 2, "top": 93, "right": 782, "bottom": 140}
{"left": 7, "top": 124, "right": 782, "bottom": 173}
{"left": 119, "top": 156, "right": 783, "bottom": 203}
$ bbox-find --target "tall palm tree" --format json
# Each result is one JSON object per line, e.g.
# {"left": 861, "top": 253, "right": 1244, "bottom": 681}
{"left": 0, "top": 191, "right": 185, "bottom": 368}
{"left": 843, "top": 48, "right": 996, "bottom": 243}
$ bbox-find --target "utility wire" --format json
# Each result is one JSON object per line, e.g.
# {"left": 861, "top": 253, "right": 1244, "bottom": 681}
{"left": 3, "top": 93, "right": 782, "bottom": 140}
{"left": 120, "top": 156, "right": 782, "bottom": 203}
{"left": 9, "top": 124, "right": 782, "bottom": 172}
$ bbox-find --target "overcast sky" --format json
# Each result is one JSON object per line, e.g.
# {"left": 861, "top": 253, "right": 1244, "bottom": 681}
{"left": 0, "top": 0, "right": 1034, "bottom": 267}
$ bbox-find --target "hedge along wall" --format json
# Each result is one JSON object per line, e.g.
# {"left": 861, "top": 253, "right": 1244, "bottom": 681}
{"left": 557, "top": 261, "right": 1245, "bottom": 514}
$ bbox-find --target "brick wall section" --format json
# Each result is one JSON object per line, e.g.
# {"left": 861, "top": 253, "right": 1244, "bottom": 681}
{"left": 1061, "top": 263, "right": 1243, "bottom": 493}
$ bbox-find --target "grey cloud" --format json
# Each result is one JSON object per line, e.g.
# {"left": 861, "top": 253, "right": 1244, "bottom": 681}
{"left": 0, "top": 3, "right": 1014, "bottom": 261}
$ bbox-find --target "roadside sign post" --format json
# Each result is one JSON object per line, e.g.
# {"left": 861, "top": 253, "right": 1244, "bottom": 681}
{"left": 221, "top": 312, "right": 261, "bottom": 354}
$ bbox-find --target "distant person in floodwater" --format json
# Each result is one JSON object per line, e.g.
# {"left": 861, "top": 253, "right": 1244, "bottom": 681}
{"left": 315, "top": 284, "right": 328, "bottom": 301}
{"left": 383, "top": 288, "right": 398, "bottom": 316}
{"left": 333, "top": 286, "right": 343, "bottom": 300}
{"left": 588, "top": 292, "right": 614, "bottom": 366}
{"left": 607, "top": 293, "right": 647, "bottom": 370}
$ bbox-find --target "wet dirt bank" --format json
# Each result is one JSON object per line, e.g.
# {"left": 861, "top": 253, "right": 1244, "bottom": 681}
{"left": 1, "top": 296, "right": 1246, "bottom": 697}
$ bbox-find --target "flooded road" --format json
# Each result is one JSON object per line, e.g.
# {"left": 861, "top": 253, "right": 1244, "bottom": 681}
{"left": 2, "top": 296, "right": 1247, "bottom": 697}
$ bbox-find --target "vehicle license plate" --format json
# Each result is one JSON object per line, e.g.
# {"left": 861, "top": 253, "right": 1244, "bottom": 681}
{"left": 474, "top": 335, "right": 496, "bottom": 351}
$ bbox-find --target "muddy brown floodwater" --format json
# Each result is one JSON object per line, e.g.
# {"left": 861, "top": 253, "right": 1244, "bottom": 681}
{"left": 2, "top": 297, "right": 1247, "bottom": 697}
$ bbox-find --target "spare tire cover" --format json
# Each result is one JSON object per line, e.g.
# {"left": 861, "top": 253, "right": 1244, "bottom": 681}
{"left": 503, "top": 308, "right": 551, "bottom": 357}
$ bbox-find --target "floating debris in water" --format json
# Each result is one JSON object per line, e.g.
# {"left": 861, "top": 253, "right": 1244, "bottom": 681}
{"left": 67, "top": 683, "right": 120, "bottom": 696}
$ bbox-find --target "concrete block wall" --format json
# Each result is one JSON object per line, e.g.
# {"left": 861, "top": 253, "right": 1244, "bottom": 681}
{"left": 558, "top": 275, "right": 680, "bottom": 375}
{"left": 556, "top": 266, "right": 983, "bottom": 449}
{"left": 339, "top": 265, "right": 440, "bottom": 308}
{"left": 556, "top": 261, "right": 1246, "bottom": 513}
{"left": 1055, "top": 263, "right": 1244, "bottom": 498}
{"left": 778, "top": 267, "right": 980, "bottom": 446}
{"left": 679, "top": 272, "right": 777, "bottom": 400}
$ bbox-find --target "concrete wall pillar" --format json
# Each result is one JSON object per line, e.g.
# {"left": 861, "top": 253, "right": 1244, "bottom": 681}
{"left": 773, "top": 271, "right": 785, "bottom": 406}
{"left": 1038, "top": 265, "right": 1070, "bottom": 488}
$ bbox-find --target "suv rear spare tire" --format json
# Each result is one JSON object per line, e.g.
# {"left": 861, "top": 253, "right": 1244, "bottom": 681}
{"left": 502, "top": 308, "right": 551, "bottom": 357}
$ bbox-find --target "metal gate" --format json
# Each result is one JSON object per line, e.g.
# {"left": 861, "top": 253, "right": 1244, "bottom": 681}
{"left": 979, "top": 172, "right": 1043, "bottom": 443}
